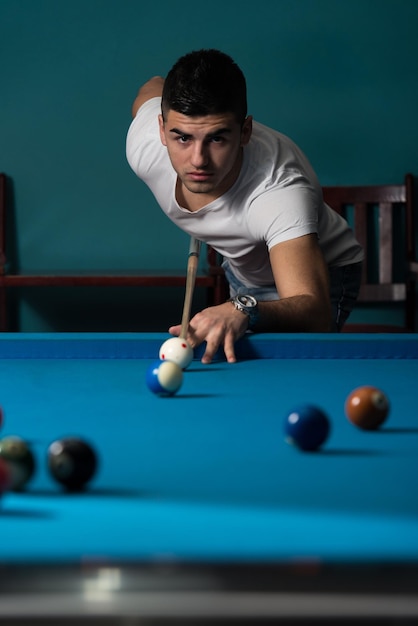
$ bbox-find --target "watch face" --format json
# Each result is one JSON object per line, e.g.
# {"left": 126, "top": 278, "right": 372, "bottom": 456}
{"left": 237, "top": 295, "right": 257, "bottom": 308}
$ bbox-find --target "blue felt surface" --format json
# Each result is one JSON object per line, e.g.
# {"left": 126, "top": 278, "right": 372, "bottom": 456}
{"left": 1, "top": 333, "right": 418, "bottom": 564}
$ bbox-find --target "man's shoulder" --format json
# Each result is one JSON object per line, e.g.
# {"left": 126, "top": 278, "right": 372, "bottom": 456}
{"left": 126, "top": 97, "right": 164, "bottom": 176}
{"left": 134, "top": 96, "right": 161, "bottom": 119}
{"left": 251, "top": 120, "right": 296, "bottom": 149}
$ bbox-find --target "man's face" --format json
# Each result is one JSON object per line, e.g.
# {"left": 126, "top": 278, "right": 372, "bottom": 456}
{"left": 159, "top": 110, "right": 252, "bottom": 203}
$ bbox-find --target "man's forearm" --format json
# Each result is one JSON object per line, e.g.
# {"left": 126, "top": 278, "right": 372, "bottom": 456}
{"left": 255, "top": 296, "right": 332, "bottom": 333}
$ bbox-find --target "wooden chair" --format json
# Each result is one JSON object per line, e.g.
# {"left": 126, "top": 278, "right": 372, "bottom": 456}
{"left": 0, "top": 173, "right": 227, "bottom": 332}
{"left": 323, "top": 173, "right": 417, "bottom": 332}
{"left": 1, "top": 172, "right": 416, "bottom": 333}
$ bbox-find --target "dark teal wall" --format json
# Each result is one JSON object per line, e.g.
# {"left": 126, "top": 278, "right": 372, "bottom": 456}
{"left": 1, "top": 0, "right": 417, "bottom": 330}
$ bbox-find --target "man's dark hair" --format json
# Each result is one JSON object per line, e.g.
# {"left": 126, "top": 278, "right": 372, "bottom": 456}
{"left": 162, "top": 49, "right": 247, "bottom": 124}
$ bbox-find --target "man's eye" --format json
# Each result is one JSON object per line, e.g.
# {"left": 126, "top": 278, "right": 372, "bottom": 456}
{"left": 210, "top": 136, "right": 224, "bottom": 143}
{"left": 178, "top": 135, "right": 190, "bottom": 143}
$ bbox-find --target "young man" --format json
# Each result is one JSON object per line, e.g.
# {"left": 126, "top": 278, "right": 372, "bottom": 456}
{"left": 126, "top": 49, "right": 363, "bottom": 364}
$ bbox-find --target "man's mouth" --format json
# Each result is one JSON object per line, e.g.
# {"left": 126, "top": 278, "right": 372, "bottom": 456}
{"left": 187, "top": 171, "right": 213, "bottom": 181}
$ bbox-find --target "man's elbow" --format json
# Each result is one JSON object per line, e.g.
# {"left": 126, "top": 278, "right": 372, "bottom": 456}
{"left": 132, "top": 76, "right": 165, "bottom": 116}
{"left": 309, "top": 300, "right": 333, "bottom": 332}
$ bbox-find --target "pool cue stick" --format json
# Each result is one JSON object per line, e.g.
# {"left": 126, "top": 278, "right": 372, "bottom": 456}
{"left": 180, "top": 237, "right": 201, "bottom": 339}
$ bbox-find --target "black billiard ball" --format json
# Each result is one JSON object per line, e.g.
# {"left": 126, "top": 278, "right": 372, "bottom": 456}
{"left": 0, "top": 435, "right": 36, "bottom": 491}
{"left": 345, "top": 385, "right": 389, "bottom": 430}
{"left": 284, "top": 404, "right": 331, "bottom": 451}
{"left": 47, "top": 437, "right": 98, "bottom": 491}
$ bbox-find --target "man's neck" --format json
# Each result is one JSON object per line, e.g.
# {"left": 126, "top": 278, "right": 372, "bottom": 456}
{"left": 175, "top": 181, "right": 215, "bottom": 212}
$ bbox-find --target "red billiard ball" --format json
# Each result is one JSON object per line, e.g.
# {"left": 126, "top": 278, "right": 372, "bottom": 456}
{"left": 47, "top": 437, "right": 98, "bottom": 491}
{"left": 0, "top": 457, "right": 12, "bottom": 493}
{"left": 345, "top": 386, "right": 389, "bottom": 430}
{"left": 284, "top": 404, "right": 331, "bottom": 451}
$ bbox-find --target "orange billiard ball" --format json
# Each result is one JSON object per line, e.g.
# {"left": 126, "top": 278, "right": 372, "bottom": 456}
{"left": 345, "top": 385, "right": 390, "bottom": 430}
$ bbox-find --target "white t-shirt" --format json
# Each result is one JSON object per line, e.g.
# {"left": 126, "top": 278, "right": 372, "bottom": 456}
{"left": 126, "top": 98, "right": 363, "bottom": 288}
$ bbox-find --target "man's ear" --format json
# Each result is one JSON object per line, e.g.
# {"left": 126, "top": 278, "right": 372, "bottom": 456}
{"left": 240, "top": 116, "right": 253, "bottom": 146}
{"left": 158, "top": 114, "right": 167, "bottom": 146}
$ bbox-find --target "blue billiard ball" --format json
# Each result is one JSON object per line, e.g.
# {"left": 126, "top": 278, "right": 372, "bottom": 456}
{"left": 146, "top": 360, "right": 183, "bottom": 396}
{"left": 284, "top": 405, "right": 330, "bottom": 451}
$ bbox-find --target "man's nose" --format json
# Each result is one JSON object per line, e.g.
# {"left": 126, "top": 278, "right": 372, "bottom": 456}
{"left": 190, "top": 142, "right": 208, "bottom": 168}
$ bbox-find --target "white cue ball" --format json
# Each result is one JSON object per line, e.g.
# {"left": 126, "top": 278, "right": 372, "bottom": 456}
{"left": 159, "top": 337, "right": 194, "bottom": 369}
{"left": 155, "top": 361, "right": 183, "bottom": 395}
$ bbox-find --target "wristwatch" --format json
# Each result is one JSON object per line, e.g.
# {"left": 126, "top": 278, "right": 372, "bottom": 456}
{"left": 229, "top": 294, "right": 259, "bottom": 330}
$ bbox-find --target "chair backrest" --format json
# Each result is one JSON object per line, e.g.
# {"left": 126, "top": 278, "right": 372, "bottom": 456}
{"left": 323, "top": 173, "right": 416, "bottom": 332}
{"left": 0, "top": 173, "right": 6, "bottom": 275}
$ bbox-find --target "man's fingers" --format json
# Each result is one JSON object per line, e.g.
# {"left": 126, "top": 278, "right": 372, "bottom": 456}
{"left": 202, "top": 334, "right": 237, "bottom": 364}
{"left": 223, "top": 334, "right": 237, "bottom": 363}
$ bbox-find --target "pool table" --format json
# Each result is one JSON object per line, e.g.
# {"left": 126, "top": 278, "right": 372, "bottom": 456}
{"left": 0, "top": 332, "right": 418, "bottom": 624}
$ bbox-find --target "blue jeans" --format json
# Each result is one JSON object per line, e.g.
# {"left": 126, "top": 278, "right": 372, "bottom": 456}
{"left": 222, "top": 260, "right": 363, "bottom": 332}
